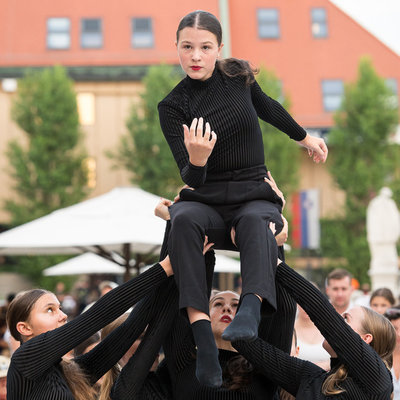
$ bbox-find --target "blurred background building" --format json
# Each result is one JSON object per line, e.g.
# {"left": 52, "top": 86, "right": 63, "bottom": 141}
{"left": 0, "top": 0, "right": 399, "bottom": 269}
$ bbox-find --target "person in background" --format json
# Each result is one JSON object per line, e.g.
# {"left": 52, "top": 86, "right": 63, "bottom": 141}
{"left": 384, "top": 305, "right": 400, "bottom": 399}
{"left": 295, "top": 300, "right": 330, "bottom": 370}
{"left": 370, "top": 287, "right": 395, "bottom": 315}
{"left": 0, "top": 355, "right": 10, "bottom": 400}
{"left": 325, "top": 268, "right": 354, "bottom": 314}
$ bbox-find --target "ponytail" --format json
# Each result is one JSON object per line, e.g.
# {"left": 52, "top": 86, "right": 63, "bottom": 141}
{"left": 216, "top": 58, "right": 258, "bottom": 86}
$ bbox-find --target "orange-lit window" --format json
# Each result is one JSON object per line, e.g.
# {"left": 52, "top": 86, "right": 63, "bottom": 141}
{"left": 84, "top": 157, "right": 97, "bottom": 189}
{"left": 77, "top": 93, "right": 95, "bottom": 126}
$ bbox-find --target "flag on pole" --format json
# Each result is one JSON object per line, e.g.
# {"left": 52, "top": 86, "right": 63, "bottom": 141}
{"left": 292, "top": 189, "right": 320, "bottom": 250}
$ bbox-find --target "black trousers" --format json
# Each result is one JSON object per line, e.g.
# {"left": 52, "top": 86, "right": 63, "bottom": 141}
{"left": 168, "top": 197, "right": 283, "bottom": 316}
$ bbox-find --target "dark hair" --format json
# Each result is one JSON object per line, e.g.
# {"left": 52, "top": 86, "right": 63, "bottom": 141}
{"left": 326, "top": 268, "right": 352, "bottom": 287}
{"left": 370, "top": 288, "right": 396, "bottom": 307}
{"left": 222, "top": 354, "right": 254, "bottom": 391}
{"left": 7, "top": 289, "right": 49, "bottom": 343}
{"left": 176, "top": 10, "right": 257, "bottom": 85}
{"left": 384, "top": 304, "right": 400, "bottom": 321}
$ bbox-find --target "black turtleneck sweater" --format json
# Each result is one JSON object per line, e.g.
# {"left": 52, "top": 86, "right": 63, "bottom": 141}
{"left": 7, "top": 264, "right": 167, "bottom": 400}
{"left": 158, "top": 66, "right": 307, "bottom": 188}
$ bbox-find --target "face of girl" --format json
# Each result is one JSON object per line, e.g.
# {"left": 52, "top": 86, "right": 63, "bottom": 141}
{"left": 176, "top": 27, "right": 223, "bottom": 81}
{"left": 209, "top": 291, "right": 239, "bottom": 339}
{"left": 323, "top": 306, "right": 368, "bottom": 357}
{"left": 370, "top": 296, "right": 392, "bottom": 315}
{"left": 20, "top": 293, "right": 67, "bottom": 340}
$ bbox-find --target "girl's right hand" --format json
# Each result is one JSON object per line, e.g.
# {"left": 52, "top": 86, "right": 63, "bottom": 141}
{"left": 183, "top": 117, "right": 217, "bottom": 167}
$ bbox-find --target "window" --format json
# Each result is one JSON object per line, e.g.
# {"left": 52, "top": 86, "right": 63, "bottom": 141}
{"left": 77, "top": 93, "right": 95, "bottom": 126}
{"left": 81, "top": 18, "right": 102, "bottom": 49}
{"left": 131, "top": 18, "right": 153, "bottom": 48}
{"left": 311, "top": 8, "right": 328, "bottom": 38}
{"left": 47, "top": 18, "right": 70, "bottom": 49}
{"left": 322, "top": 80, "right": 344, "bottom": 111}
{"left": 84, "top": 157, "right": 97, "bottom": 189}
{"left": 257, "top": 9, "right": 280, "bottom": 39}
{"left": 386, "top": 78, "right": 399, "bottom": 108}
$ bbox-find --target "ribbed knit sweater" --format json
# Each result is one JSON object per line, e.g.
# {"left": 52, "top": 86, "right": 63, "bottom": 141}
{"left": 7, "top": 264, "right": 167, "bottom": 400}
{"left": 158, "top": 66, "right": 307, "bottom": 188}
{"left": 234, "top": 262, "right": 394, "bottom": 399}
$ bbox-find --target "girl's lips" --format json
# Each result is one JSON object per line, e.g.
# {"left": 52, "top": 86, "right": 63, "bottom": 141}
{"left": 220, "top": 315, "right": 232, "bottom": 323}
{"left": 191, "top": 66, "right": 201, "bottom": 71}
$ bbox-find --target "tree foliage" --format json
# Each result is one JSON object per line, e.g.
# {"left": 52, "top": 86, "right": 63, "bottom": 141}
{"left": 322, "top": 57, "right": 399, "bottom": 282}
{"left": 257, "top": 66, "right": 300, "bottom": 198}
{"left": 109, "top": 64, "right": 182, "bottom": 199}
{"left": 4, "top": 65, "right": 88, "bottom": 285}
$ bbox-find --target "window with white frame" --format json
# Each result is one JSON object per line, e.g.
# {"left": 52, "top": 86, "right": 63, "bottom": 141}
{"left": 81, "top": 18, "right": 103, "bottom": 49}
{"left": 311, "top": 8, "right": 328, "bottom": 38}
{"left": 322, "top": 80, "right": 344, "bottom": 111}
{"left": 131, "top": 18, "right": 153, "bottom": 48}
{"left": 257, "top": 9, "right": 280, "bottom": 39}
{"left": 47, "top": 18, "right": 71, "bottom": 49}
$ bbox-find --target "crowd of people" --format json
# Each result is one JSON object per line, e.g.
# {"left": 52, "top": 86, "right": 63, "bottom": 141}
{"left": 1, "top": 9, "right": 399, "bottom": 400}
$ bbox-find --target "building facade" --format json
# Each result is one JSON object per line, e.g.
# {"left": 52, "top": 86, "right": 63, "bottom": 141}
{"left": 0, "top": 0, "right": 399, "bottom": 222}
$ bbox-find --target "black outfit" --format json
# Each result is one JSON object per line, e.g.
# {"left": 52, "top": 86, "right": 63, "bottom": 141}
{"left": 7, "top": 264, "right": 167, "bottom": 400}
{"left": 158, "top": 65, "right": 306, "bottom": 315}
{"left": 103, "top": 223, "right": 296, "bottom": 399}
{"left": 234, "top": 262, "right": 394, "bottom": 399}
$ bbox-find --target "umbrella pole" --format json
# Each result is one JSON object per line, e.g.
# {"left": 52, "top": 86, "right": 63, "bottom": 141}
{"left": 123, "top": 243, "right": 131, "bottom": 282}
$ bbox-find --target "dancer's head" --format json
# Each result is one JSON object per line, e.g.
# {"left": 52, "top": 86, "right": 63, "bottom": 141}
{"left": 209, "top": 290, "right": 239, "bottom": 339}
{"left": 384, "top": 306, "right": 400, "bottom": 350}
{"left": 322, "top": 305, "right": 395, "bottom": 395}
{"left": 176, "top": 11, "right": 223, "bottom": 81}
{"left": 369, "top": 287, "right": 395, "bottom": 315}
{"left": 7, "top": 289, "right": 67, "bottom": 343}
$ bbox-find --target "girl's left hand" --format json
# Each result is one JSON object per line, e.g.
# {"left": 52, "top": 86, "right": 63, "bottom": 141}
{"left": 299, "top": 134, "right": 328, "bottom": 163}
{"left": 154, "top": 198, "right": 172, "bottom": 221}
{"left": 264, "top": 171, "right": 286, "bottom": 210}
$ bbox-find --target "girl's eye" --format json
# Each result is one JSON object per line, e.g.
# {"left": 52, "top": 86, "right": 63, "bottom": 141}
{"left": 232, "top": 303, "right": 238, "bottom": 308}
{"left": 203, "top": 46, "right": 210, "bottom": 50}
{"left": 47, "top": 308, "right": 53, "bottom": 313}
{"left": 214, "top": 302, "right": 222, "bottom": 307}
{"left": 183, "top": 45, "right": 191, "bottom": 50}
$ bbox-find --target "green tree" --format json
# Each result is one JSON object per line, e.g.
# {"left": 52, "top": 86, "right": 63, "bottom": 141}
{"left": 322, "top": 57, "right": 399, "bottom": 282}
{"left": 109, "top": 64, "right": 182, "bottom": 199}
{"left": 257, "top": 66, "right": 301, "bottom": 199}
{"left": 4, "top": 65, "right": 88, "bottom": 285}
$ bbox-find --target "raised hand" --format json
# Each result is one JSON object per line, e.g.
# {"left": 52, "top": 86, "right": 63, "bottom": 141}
{"left": 183, "top": 117, "right": 217, "bottom": 167}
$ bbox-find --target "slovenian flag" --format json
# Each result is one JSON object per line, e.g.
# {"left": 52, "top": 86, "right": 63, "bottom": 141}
{"left": 292, "top": 189, "right": 320, "bottom": 250}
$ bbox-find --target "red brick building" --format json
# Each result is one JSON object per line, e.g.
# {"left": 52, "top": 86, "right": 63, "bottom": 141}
{"left": 0, "top": 0, "right": 399, "bottom": 221}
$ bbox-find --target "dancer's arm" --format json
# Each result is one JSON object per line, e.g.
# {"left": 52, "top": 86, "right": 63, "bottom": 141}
{"left": 75, "top": 294, "right": 154, "bottom": 384}
{"left": 234, "top": 336, "right": 324, "bottom": 396}
{"left": 11, "top": 263, "right": 170, "bottom": 380}
{"left": 159, "top": 101, "right": 208, "bottom": 188}
{"left": 251, "top": 80, "right": 327, "bottom": 163}
{"left": 274, "top": 262, "right": 392, "bottom": 395}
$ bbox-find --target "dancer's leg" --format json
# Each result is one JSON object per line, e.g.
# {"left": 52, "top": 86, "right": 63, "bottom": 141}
{"left": 222, "top": 200, "right": 282, "bottom": 342}
{"left": 168, "top": 201, "right": 226, "bottom": 387}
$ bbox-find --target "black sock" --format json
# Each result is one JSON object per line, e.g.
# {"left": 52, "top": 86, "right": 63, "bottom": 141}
{"left": 221, "top": 293, "right": 261, "bottom": 342}
{"left": 191, "top": 319, "right": 222, "bottom": 387}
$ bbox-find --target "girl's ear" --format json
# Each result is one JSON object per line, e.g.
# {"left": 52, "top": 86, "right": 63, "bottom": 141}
{"left": 16, "top": 321, "right": 33, "bottom": 339}
{"left": 362, "top": 333, "right": 373, "bottom": 345}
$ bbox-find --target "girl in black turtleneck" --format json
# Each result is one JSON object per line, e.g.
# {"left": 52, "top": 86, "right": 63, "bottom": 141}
{"left": 158, "top": 9, "right": 328, "bottom": 387}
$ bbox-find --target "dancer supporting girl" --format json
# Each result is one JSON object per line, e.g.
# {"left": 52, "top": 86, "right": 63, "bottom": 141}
{"left": 234, "top": 259, "right": 396, "bottom": 399}
{"left": 6, "top": 258, "right": 173, "bottom": 400}
{"left": 158, "top": 10, "right": 327, "bottom": 386}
